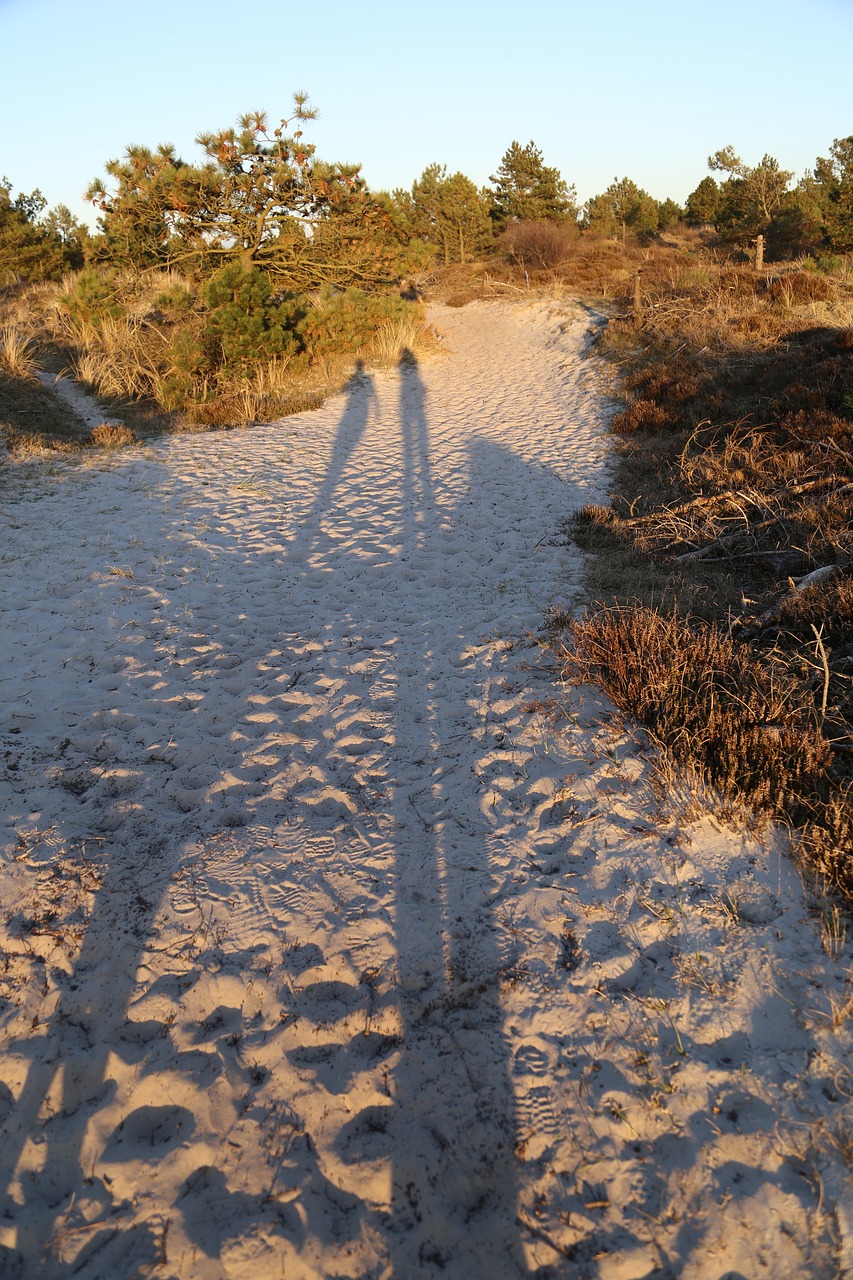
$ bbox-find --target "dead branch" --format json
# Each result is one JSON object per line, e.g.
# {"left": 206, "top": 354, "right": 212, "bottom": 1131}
{"left": 623, "top": 475, "right": 849, "bottom": 529}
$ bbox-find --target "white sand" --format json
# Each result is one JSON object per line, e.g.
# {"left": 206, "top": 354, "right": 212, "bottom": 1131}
{"left": 36, "top": 370, "right": 125, "bottom": 433}
{"left": 1, "top": 299, "right": 852, "bottom": 1278}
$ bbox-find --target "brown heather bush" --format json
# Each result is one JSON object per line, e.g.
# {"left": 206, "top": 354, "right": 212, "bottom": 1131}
{"left": 769, "top": 270, "right": 835, "bottom": 307}
{"left": 566, "top": 600, "right": 853, "bottom": 896}
{"left": 502, "top": 220, "right": 580, "bottom": 271}
{"left": 611, "top": 398, "right": 672, "bottom": 435}
{"left": 762, "top": 574, "right": 853, "bottom": 647}
{"left": 743, "top": 575, "right": 853, "bottom": 734}
{"left": 802, "top": 787, "right": 853, "bottom": 902}
{"left": 564, "top": 606, "right": 832, "bottom": 816}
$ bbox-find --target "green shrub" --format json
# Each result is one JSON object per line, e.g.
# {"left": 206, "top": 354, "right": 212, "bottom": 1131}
{"left": 153, "top": 284, "right": 194, "bottom": 314}
{"left": 298, "top": 289, "right": 415, "bottom": 362}
{"left": 202, "top": 263, "right": 302, "bottom": 374}
{"left": 815, "top": 253, "right": 845, "bottom": 276}
{"left": 161, "top": 327, "right": 215, "bottom": 410}
{"left": 60, "top": 267, "right": 127, "bottom": 324}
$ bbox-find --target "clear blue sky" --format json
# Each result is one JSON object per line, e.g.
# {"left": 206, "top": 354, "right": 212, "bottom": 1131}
{"left": 2, "top": 0, "right": 851, "bottom": 229}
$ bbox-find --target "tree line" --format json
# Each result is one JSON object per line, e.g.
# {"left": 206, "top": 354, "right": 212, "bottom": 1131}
{"left": 3, "top": 95, "right": 851, "bottom": 289}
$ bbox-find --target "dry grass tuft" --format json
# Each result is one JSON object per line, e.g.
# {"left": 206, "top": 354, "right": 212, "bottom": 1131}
{"left": 802, "top": 786, "right": 853, "bottom": 902}
{"left": 0, "top": 324, "right": 40, "bottom": 380}
{"left": 370, "top": 315, "right": 442, "bottom": 364}
{"left": 90, "top": 422, "right": 137, "bottom": 449}
{"left": 234, "top": 356, "right": 294, "bottom": 423}
{"left": 68, "top": 314, "right": 166, "bottom": 404}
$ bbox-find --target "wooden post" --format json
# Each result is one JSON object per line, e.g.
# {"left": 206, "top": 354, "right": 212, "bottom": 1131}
{"left": 632, "top": 270, "right": 643, "bottom": 329}
{"left": 754, "top": 234, "right": 765, "bottom": 272}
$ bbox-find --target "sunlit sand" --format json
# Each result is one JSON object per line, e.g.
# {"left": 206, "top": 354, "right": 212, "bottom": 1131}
{"left": 1, "top": 300, "right": 850, "bottom": 1277}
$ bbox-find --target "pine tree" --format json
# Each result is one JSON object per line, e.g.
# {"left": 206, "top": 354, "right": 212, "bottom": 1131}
{"left": 0, "top": 180, "right": 77, "bottom": 282}
{"left": 685, "top": 176, "right": 721, "bottom": 226}
{"left": 488, "top": 141, "right": 576, "bottom": 228}
{"left": 812, "top": 136, "right": 853, "bottom": 252}
{"left": 411, "top": 165, "right": 492, "bottom": 264}
{"left": 583, "top": 177, "right": 659, "bottom": 240}
{"left": 707, "top": 147, "right": 793, "bottom": 246}
{"left": 86, "top": 95, "right": 414, "bottom": 286}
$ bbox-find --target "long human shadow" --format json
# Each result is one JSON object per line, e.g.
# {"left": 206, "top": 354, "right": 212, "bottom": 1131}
{"left": 0, "top": 353, "right": 531, "bottom": 1275}
{"left": 385, "top": 351, "right": 527, "bottom": 1275}
{"left": 0, "top": 363, "right": 384, "bottom": 1275}
{"left": 245, "top": 348, "right": 528, "bottom": 1270}
{"left": 0, "top": 824, "right": 172, "bottom": 1273}
{"left": 300, "top": 359, "right": 378, "bottom": 534}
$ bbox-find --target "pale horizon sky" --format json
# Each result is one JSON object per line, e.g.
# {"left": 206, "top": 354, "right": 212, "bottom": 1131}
{"left": 2, "top": 0, "right": 851, "bottom": 231}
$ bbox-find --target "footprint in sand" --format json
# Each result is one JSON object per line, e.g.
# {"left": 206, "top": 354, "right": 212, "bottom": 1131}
{"left": 103, "top": 1104, "right": 195, "bottom": 1159}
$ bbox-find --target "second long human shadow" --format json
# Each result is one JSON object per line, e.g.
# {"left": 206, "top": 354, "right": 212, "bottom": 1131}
{"left": 384, "top": 350, "right": 528, "bottom": 1275}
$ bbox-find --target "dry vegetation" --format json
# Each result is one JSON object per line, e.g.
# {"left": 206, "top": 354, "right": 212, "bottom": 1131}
{"left": 523, "top": 232, "right": 853, "bottom": 903}
{"left": 421, "top": 226, "right": 853, "bottom": 904}
{"left": 0, "top": 269, "right": 439, "bottom": 456}
{"left": 0, "top": 308, "right": 90, "bottom": 453}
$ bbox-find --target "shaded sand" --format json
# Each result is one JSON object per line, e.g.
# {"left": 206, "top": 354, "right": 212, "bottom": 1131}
{"left": 1, "top": 300, "right": 852, "bottom": 1278}
{"left": 35, "top": 371, "right": 125, "bottom": 434}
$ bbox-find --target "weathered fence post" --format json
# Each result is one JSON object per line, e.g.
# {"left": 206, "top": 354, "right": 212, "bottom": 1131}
{"left": 754, "top": 234, "right": 765, "bottom": 272}
{"left": 632, "top": 270, "right": 644, "bottom": 329}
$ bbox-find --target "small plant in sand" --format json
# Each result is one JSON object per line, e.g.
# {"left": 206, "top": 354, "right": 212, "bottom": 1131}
{"left": 90, "top": 422, "right": 137, "bottom": 448}
{"left": 819, "top": 903, "right": 848, "bottom": 960}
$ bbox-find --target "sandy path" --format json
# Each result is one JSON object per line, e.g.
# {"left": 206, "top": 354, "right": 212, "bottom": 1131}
{"left": 1, "top": 300, "right": 852, "bottom": 1278}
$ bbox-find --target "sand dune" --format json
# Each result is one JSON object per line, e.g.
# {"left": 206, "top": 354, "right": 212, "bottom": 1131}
{"left": 1, "top": 300, "right": 852, "bottom": 1278}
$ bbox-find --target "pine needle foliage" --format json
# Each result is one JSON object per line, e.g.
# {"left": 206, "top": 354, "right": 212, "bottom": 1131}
{"left": 86, "top": 95, "right": 417, "bottom": 287}
{"left": 488, "top": 141, "right": 577, "bottom": 229}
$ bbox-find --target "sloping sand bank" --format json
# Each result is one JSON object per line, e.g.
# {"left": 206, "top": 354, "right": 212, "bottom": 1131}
{"left": 1, "top": 300, "right": 852, "bottom": 1278}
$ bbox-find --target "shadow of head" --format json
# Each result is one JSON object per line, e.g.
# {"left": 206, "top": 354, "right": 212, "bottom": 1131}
{"left": 344, "top": 358, "right": 370, "bottom": 389}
